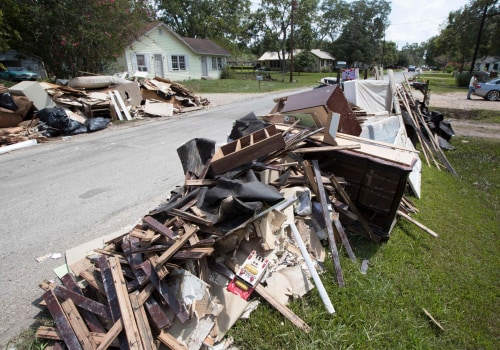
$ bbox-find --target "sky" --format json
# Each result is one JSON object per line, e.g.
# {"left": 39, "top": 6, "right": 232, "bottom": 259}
{"left": 250, "top": 0, "right": 472, "bottom": 49}
{"left": 384, "top": 0, "right": 470, "bottom": 48}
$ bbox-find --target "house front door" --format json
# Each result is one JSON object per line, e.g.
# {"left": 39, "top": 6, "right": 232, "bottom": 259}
{"left": 154, "top": 54, "right": 164, "bottom": 78}
{"left": 201, "top": 57, "right": 208, "bottom": 77}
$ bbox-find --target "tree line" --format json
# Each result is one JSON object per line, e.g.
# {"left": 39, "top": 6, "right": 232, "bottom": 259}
{"left": 0, "top": 0, "right": 498, "bottom": 78}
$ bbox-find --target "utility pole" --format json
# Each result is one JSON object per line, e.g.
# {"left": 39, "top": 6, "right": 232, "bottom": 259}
{"left": 470, "top": 3, "right": 489, "bottom": 75}
{"left": 289, "top": 0, "right": 297, "bottom": 83}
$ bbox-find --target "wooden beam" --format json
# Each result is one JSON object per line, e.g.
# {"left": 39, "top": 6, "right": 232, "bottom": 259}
{"left": 397, "top": 210, "right": 438, "bottom": 238}
{"left": 312, "top": 160, "right": 345, "bottom": 287}
{"left": 156, "top": 224, "right": 198, "bottom": 267}
{"left": 108, "top": 256, "right": 144, "bottom": 349}
{"left": 61, "top": 298, "right": 97, "bottom": 350}
{"left": 42, "top": 289, "right": 83, "bottom": 350}
{"left": 95, "top": 320, "right": 123, "bottom": 350}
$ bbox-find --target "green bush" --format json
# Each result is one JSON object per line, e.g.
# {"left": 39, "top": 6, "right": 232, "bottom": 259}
{"left": 220, "top": 66, "right": 231, "bottom": 79}
{"left": 455, "top": 71, "right": 471, "bottom": 87}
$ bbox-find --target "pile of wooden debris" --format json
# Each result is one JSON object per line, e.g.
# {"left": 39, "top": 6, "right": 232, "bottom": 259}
{"left": 0, "top": 76, "right": 210, "bottom": 150}
{"left": 33, "top": 75, "right": 445, "bottom": 349}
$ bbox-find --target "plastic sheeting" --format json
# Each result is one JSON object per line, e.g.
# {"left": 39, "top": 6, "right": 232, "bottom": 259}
{"left": 343, "top": 80, "right": 393, "bottom": 114}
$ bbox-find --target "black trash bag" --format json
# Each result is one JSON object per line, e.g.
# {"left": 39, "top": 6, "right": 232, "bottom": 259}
{"left": 227, "top": 112, "right": 266, "bottom": 142}
{"left": 37, "top": 107, "right": 87, "bottom": 136}
{"left": 85, "top": 117, "right": 110, "bottom": 132}
{"left": 0, "top": 92, "right": 18, "bottom": 111}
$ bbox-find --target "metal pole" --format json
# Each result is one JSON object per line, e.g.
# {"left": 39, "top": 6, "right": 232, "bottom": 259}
{"left": 289, "top": 0, "right": 297, "bottom": 83}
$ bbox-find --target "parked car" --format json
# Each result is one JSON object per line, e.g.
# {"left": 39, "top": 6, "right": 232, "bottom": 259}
{"left": 408, "top": 65, "right": 416, "bottom": 72}
{"left": 0, "top": 67, "right": 38, "bottom": 81}
{"left": 473, "top": 78, "right": 500, "bottom": 101}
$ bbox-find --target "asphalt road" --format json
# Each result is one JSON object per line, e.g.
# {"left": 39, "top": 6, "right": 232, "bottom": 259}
{"left": 0, "top": 88, "right": 311, "bottom": 346}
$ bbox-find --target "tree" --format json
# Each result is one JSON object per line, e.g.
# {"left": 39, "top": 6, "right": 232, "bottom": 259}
{"left": 332, "top": 0, "right": 391, "bottom": 67}
{"left": 252, "top": 0, "right": 319, "bottom": 72}
{"left": 12, "top": 0, "right": 154, "bottom": 78}
{"left": 0, "top": 0, "right": 22, "bottom": 51}
{"left": 156, "top": 0, "right": 253, "bottom": 54}
{"left": 316, "top": 0, "right": 350, "bottom": 47}
{"left": 294, "top": 50, "right": 316, "bottom": 72}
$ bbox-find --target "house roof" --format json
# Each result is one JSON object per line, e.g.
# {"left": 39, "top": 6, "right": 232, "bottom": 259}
{"left": 134, "top": 22, "right": 230, "bottom": 57}
{"left": 258, "top": 50, "right": 303, "bottom": 61}
{"left": 310, "top": 49, "right": 335, "bottom": 60}
{"left": 258, "top": 49, "right": 335, "bottom": 61}
{"left": 181, "top": 37, "right": 231, "bottom": 56}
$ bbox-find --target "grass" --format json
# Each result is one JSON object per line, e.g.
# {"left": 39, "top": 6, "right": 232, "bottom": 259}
{"left": 228, "top": 136, "right": 500, "bottom": 349}
{"left": 411, "top": 72, "right": 463, "bottom": 94}
{"left": 180, "top": 71, "right": 335, "bottom": 93}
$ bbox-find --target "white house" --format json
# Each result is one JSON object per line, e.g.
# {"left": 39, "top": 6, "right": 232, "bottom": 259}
{"left": 257, "top": 49, "right": 335, "bottom": 72}
{"left": 119, "top": 23, "right": 231, "bottom": 80}
{"left": 477, "top": 56, "right": 499, "bottom": 74}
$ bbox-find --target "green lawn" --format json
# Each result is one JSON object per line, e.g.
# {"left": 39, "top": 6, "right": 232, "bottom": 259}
{"left": 412, "top": 71, "right": 463, "bottom": 94}
{"left": 228, "top": 136, "right": 500, "bottom": 349}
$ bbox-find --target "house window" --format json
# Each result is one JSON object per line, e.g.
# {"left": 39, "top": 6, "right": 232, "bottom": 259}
{"left": 136, "top": 54, "right": 148, "bottom": 72}
{"left": 211, "top": 57, "right": 224, "bottom": 70}
{"left": 171, "top": 55, "right": 187, "bottom": 70}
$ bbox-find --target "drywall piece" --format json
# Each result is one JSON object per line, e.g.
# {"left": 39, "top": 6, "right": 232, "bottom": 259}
{"left": 9, "top": 81, "right": 56, "bottom": 111}
{"left": 144, "top": 100, "right": 174, "bottom": 117}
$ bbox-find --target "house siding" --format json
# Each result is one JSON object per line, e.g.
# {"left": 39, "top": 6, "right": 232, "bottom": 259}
{"left": 123, "top": 26, "right": 225, "bottom": 80}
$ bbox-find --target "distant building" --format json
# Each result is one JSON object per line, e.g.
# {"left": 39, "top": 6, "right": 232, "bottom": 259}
{"left": 258, "top": 49, "right": 335, "bottom": 72}
{"left": 117, "top": 23, "right": 231, "bottom": 80}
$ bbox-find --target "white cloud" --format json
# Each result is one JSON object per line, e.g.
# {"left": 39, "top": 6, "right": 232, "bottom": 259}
{"left": 385, "top": 0, "right": 470, "bottom": 48}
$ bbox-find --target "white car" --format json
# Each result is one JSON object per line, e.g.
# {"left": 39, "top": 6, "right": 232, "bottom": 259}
{"left": 473, "top": 78, "right": 500, "bottom": 101}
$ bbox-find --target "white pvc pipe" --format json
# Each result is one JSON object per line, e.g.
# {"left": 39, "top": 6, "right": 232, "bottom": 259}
{"left": 0, "top": 139, "right": 37, "bottom": 155}
{"left": 290, "top": 221, "right": 336, "bottom": 314}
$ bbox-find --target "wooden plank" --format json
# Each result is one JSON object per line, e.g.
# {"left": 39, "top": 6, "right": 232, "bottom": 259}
{"left": 301, "top": 160, "right": 319, "bottom": 197}
{"left": 293, "top": 144, "right": 360, "bottom": 153}
{"left": 143, "top": 216, "right": 176, "bottom": 240}
{"left": 53, "top": 285, "right": 112, "bottom": 320}
{"left": 36, "top": 326, "right": 62, "bottom": 341}
{"left": 60, "top": 274, "right": 106, "bottom": 333}
{"left": 130, "top": 292, "right": 155, "bottom": 350}
{"left": 98, "top": 255, "right": 122, "bottom": 323}
{"left": 158, "top": 330, "right": 188, "bottom": 350}
{"left": 210, "top": 125, "right": 286, "bottom": 174}
{"left": 167, "top": 208, "right": 213, "bottom": 226}
{"left": 184, "top": 179, "right": 216, "bottom": 186}
{"left": 108, "top": 91, "right": 123, "bottom": 121}
{"left": 397, "top": 210, "right": 439, "bottom": 238}
{"left": 122, "top": 235, "right": 150, "bottom": 285}
{"left": 108, "top": 256, "right": 144, "bottom": 349}
{"left": 312, "top": 160, "right": 345, "bottom": 287}
{"left": 42, "top": 289, "right": 83, "bottom": 350}
{"left": 144, "top": 296, "right": 172, "bottom": 330}
{"left": 331, "top": 213, "right": 357, "bottom": 263}
{"left": 61, "top": 298, "right": 97, "bottom": 350}
{"left": 114, "top": 90, "right": 132, "bottom": 121}
{"left": 156, "top": 224, "right": 198, "bottom": 267}
{"left": 95, "top": 320, "right": 123, "bottom": 350}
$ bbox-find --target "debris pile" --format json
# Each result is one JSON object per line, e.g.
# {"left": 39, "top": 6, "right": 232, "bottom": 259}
{"left": 33, "top": 72, "right": 454, "bottom": 349}
{"left": 0, "top": 76, "right": 209, "bottom": 149}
